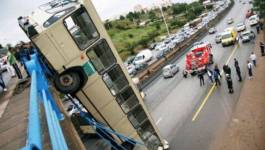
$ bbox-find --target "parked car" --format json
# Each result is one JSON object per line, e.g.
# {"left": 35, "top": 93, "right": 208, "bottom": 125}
{"left": 124, "top": 56, "right": 135, "bottom": 66}
{"left": 240, "top": 30, "right": 255, "bottom": 43}
{"left": 163, "top": 64, "right": 179, "bottom": 78}
{"left": 249, "top": 15, "right": 259, "bottom": 26}
{"left": 134, "top": 63, "right": 148, "bottom": 71}
{"left": 208, "top": 27, "right": 217, "bottom": 34}
{"left": 236, "top": 22, "right": 246, "bottom": 32}
{"left": 215, "top": 33, "right": 222, "bottom": 43}
{"left": 227, "top": 18, "right": 234, "bottom": 24}
{"left": 133, "top": 49, "right": 153, "bottom": 65}
{"left": 149, "top": 43, "right": 157, "bottom": 50}
{"left": 155, "top": 43, "right": 170, "bottom": 54}
{"left": 126, "top": 65, "right": 136, "bottom": 76}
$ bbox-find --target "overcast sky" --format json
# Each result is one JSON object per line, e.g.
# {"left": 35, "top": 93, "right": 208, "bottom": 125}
{"left": 0, "top": 0, "right": 195, "bottom": 45}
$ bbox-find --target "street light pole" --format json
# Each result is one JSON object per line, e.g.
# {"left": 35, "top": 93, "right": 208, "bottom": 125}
{"left": 159, "top": 5, "right": 170, "bottom": 37}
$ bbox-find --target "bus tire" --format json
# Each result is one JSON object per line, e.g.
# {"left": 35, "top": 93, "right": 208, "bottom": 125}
{"left": 54, "top": 71, "right": 81, "bottom": 94}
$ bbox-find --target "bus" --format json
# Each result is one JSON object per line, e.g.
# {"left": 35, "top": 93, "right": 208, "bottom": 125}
{"left": 18, "top": 0, "right": 168, "bottom": 149}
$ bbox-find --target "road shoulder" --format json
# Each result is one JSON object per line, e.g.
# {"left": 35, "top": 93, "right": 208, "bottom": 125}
{"left": 211, "top": 30, "right": 265, "bottom": 150}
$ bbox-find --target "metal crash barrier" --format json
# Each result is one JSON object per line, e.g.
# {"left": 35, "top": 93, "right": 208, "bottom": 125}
{"left": 22, "top": 54, "right": 68, "bottom": 150}
{"left": 22, "top": 53, "right": 144, "bottom": 150}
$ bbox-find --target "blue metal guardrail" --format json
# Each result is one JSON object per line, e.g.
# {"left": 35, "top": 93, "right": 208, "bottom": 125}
{"left": 22, "top": 53, "right": 68, "bottom": 150}
{"left": 22, "top": 53, "right": 144, "bottom": 150}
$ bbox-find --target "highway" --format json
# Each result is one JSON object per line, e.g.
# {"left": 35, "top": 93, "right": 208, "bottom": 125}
{"left": 143, "top": 1, "right": 256, "bottom": 149}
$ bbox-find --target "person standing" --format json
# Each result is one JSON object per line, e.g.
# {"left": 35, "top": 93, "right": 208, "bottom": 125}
{"left": 206, "top": 68, "right": 214, "bottom": 84}
{"left": 256, "top": 24, "right": 260, "bottom": 34}
{"left": 213, "top": 65, "right": 221, "bottom": 86}
{"left": 234, "top": 58, "right": 242, "bottom": 82}
{"left": 0, "top": 68, "right": 7, "bottom": 91}
{"left": 7, "top": 47, "right": 23, "bottom": 79}
{"left": 223, "top": 64, "right": 231, "bottom": 76}
{"left": 198, "top": 71, "right": 205, "bottom": 86}
{"left": 260, "top": 42, "right": 265, "bottom": 56}
{"left": 250, "top": 52, "right": 257, "bottom": 67}
{"left": 226, "top": 74, "right": 234, "bottom": 94}
{"left": 247, "top": 60, "right": 253, "bottom": 79}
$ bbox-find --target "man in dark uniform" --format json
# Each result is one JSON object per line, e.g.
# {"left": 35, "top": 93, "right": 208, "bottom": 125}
{"left": 226, "top": 74, "right": 234, "bottom": 94}
{"left": 234, "top": 58, "right": 242, "bottom": 82}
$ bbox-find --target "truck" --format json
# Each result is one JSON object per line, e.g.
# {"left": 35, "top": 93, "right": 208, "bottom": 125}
{"left": 185, "top": 43, "right": 213, "bottom": 75}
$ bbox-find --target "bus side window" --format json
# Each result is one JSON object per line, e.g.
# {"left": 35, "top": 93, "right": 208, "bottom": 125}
{"left": 64, "top": 7, "right": 99, "bottom": 50}
{"left": 86, "top": 39, "right": 116, "bottom": 74}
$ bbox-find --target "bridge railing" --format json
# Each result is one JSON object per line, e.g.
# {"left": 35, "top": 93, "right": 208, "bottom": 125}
{"left": 22, "top": 54, "right": 68, "bottom": 150}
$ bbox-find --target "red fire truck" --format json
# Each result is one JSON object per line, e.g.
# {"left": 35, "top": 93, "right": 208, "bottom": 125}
{"left": 185, "top": 43, "right": 213, "bottom": 75}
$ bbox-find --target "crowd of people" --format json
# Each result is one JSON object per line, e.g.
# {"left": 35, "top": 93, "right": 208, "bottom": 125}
{"left": 196, "top": 50, "right": 259, "bottom": 94}
{"left": 0, "top": 42, "right": 35, "bottom": 92}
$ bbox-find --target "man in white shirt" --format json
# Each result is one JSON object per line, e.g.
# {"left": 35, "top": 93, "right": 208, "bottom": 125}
{"left": 247, "top": 60, "right": 253, "bottom": 79}
{"left": 250, "top": 52, "right": 257, "bottom": 67}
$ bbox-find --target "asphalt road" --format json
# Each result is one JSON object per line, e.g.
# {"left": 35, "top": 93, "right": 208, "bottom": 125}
{"left": 143, "top": 1, "right": 256, "bottom": 149}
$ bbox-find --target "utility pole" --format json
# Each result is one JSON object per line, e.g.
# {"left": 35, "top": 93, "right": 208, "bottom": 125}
{"left": 159, "top": 5, "right": 170, "bottom": 37}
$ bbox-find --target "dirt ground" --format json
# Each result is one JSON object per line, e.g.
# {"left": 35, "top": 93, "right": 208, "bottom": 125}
{"left": 211, "top": 30, "right": 265, "bottom": 150}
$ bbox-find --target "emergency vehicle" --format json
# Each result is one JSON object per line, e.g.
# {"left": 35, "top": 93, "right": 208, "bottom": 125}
{"left": 185, "top": 43, "right": 213, "bottom": 75}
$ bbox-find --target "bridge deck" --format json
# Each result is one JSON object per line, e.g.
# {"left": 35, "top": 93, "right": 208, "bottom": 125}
{"left": 0, "top": 84, "right": 28, "bottom": 150}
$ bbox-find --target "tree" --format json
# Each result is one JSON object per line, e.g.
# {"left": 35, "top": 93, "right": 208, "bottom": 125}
{"left": 149, "top": 11, "right": 157, "bottom": 21}
{"left": 172, "top": 3, "right": 188, "bottom": 15}
{"left": 120, "top": 15, "right": 125, "bottom": 20}
{"left": 104, "top": 20, "right": 112, "bottom": 30}
{"left": 253, "top": 0, "right": 265, "bottom": 18}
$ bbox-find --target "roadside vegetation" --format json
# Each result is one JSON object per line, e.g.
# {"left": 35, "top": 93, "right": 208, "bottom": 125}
{"left": 104, "top": 1, "right": 213, "bottom": 60}
{"left": 253, "top": 0, "right": 265, "bottom": 18}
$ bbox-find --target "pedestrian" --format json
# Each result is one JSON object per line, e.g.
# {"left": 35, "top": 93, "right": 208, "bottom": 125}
{"left": 0, "top": 69, "right": 7, "bottom": 92}
{"left": 250, "top": 52, "right": 257, "bottom": 67}
{"left": 206, "top": 68, "right": 214, "bottom": 84}
{"left": 256, "top": 24, "right": 260, "bottom": 34}
{"left": 213, "top": 65, "right": 221, "bottom": 86}
{"left": 197, "top": 70, "right": 205, "bottom": 86}
{"left": 260, "top": 21, "right": 263, "bottom": 30}
{"left": 247, "top": 60, "right": 253, "bottom": 79}
{"left": 223, "top": 64, "right": 231, "bottom": 76}
{"left": 7, "top": 47, "right": 23, "bottom": 79}
{"left": 234, "top": 58, "right": 242, "bottom": 82}
{"left": 260, "top": 42, "right": 265, "bottom": 56}
{"left": 226, "top": 74, "right": 234, "bottom": 94}
{"left": 183, "top": 70, "right": 188, "bottom": 78}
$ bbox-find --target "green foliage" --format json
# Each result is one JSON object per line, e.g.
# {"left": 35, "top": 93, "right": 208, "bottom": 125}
{"left": 107, "top": 1, "right": 206, "bottom": 60}
{"left": 120, "top": 15, "right": 125, "bottom": 20}
{"left": 104, "top": 20, "right": 112, "bottom": 30}
{"left": 126, "top": 11, "right": 140, "bottom": 21}
{"left": 172, "top": 3, "right": 188, "bottom": 15}
{"left": 170, "top": 19, "right": 186, "bottom": 28}
{"left": 253, "top": 0, "right": 265, "bottom": 18}
{"left": 149, "top": 11, "right": 158, "bottom": 21}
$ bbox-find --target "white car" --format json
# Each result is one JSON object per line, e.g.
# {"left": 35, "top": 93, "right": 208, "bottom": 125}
{"left": 126, "top": 65, "right": 136, "bottom": 76}
{"left": 249, "top": 15, "right": 259, "bottom": 26}
{"left": 133, "top": 49, "right": 153, "bottom": 65}
{"left": 163, "top": 64, "right": 179, "bottom": 78}
{"left": 227, "top": 18, "right": 234, "bottom": 24}
{"left": 236, "top": 22, "right": 246, "bottom": 32}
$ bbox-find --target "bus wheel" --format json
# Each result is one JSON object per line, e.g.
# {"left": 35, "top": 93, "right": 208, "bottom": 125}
{"left": 54, "top": 71, "right": 81, "bottom": 94}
